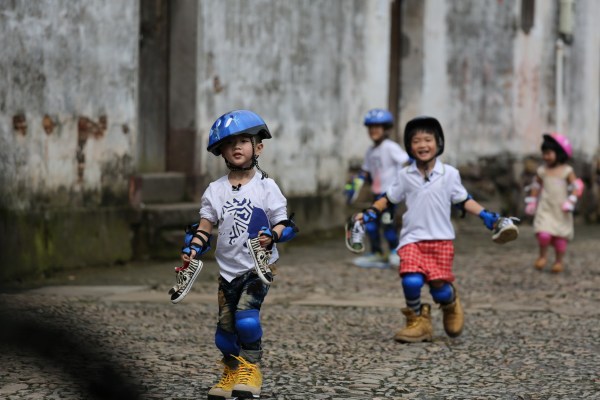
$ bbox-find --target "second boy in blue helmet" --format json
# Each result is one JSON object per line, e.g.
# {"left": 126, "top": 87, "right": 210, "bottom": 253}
{"left": 345, "top": 108, "right": 410, "bottom": 268}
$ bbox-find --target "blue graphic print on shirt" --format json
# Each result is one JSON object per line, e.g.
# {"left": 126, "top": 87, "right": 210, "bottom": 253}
{"left": 222, "top": 198, "right": 269, "bottom": 245}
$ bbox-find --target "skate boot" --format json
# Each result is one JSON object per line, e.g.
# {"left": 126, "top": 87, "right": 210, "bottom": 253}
{"left": 231, "top": 356, "right": 262, "bottom": 399}
{"left": 345, "top": 216, "right": 366, "bottom": 253}
{"left": 393, "top": 304, "right": 433, "bottom": 343}
{"left": 440, "top": 292, "right": 464, "bottom": 338}
{"left": 492, "top": 217, "right": 520, "bottom": 244}
{"left": 247, "top": 237, "right": 273, "bottom": 285}
{"left": 534, "top": 257, "right": 547, "bottom": 270}
{"left": 169, "top": 258, "right": 203, "bottom": 304}
{"left": 551, "top": 262, "right": 564, "bottom": 273}
{"left": 353, "top": 252, "right": 389, "bottom": 269}
{"left": 207, "top": 362, "right": 238, "bottom": 400}
{"left": 387, "top": 252, "right": 401, "bottom": 269}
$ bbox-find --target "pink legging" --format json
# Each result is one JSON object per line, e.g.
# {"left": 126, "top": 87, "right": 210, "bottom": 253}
{"left": 536, "top": 232, "right": 568, "bottom": 253}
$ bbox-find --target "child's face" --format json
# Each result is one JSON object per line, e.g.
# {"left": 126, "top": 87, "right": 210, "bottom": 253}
{"left": 410, "top": 130, "right": 437, "bottom": 162}
{"left": 542, "top": 148, "right": 557, "bottom": 166}
{"left": 367, "top": 125, "right": 386, "bottom": 143}
{"left": 220, "top": 135, "right": 262, "bottom": 168}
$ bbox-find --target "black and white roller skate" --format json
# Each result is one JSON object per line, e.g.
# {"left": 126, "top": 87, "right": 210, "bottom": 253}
{"left": 169, "top": 258, "right": 203, "bottom": 304}
{"left": 345, "top": 216, "right": 365, "bottom": 253}
{"left": 247, "top": 237, "right": 273, "bottom": 285}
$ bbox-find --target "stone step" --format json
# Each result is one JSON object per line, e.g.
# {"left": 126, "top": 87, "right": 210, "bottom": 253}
{"left": 129, "top": 172, "right": 187, "bottom": 206}
{"left": 133, "top": 202, "right": 201, "bottom": 260}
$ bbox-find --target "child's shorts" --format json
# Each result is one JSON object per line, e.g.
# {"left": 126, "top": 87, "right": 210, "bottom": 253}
{"left": 398, "top": 240, "right": 455, "bottom": 282}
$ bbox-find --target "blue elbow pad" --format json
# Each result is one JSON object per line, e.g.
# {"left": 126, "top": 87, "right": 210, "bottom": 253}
{"left": 262, "top": 213, "right": 299, "bottom": 243}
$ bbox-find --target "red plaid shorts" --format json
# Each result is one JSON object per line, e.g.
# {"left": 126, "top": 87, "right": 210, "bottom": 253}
{"left": 398, "top": 240, "right": 455, "bottom": 282}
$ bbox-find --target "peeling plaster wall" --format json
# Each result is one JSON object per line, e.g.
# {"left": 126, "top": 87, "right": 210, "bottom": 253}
{"left": 195, "top": 0, "right": 391, "bottom": 197}
{"left": 401, "top": 0, "right": 600, "bottom": 165}
{"left": 0, "top": 1, "right": 139, "bottom": 210}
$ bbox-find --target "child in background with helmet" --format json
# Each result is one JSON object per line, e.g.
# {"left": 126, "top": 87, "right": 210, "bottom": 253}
{"left": 525, "top": 133, "right": 582, "bottom": 273}
{"left": 172, "top": 110, "right": 297, "bottom": 400}
{"left": 344, "top": 108, "right": 409, "bottom": 269}
{"left": 355, "top": 116, "right": 519, "bottom": 343}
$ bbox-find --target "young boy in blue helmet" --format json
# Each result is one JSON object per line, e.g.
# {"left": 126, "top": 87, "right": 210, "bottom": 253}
{"left": 345, "top": 108, "right": 409, "bottom": 268}
{"left": 355, "top": 116, "right": 519, "bottom": 342}
{"left": 171, "top": 110, "right": 297, "bottom": 399}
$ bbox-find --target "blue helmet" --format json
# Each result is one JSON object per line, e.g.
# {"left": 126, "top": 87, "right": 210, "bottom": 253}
{"left": 207, "top": 110, "right": 272, "bottom": 155}
{"left": 364, "top": 109, "right": 394, "bottom": 128}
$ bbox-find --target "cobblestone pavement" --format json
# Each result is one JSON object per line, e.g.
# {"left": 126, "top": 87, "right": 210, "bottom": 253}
{"left": 1, "top": 222, "right": 599, "bottom": 399}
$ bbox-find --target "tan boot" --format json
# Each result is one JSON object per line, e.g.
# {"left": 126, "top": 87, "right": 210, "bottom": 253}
{"left": 440, "top": 293, "right": 464, "bottom": 338}
{"left": 551, "top": 262, "right": 564, "bottom": 273}
{"left": 394, "top": 304, "right": 433, "bottom": 343}
{"left": 534, "top": 257, "right": 547, "bottom": 270}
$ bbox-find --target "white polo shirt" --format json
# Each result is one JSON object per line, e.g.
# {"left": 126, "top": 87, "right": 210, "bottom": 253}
{"left": 386, "top": 159, "right": 469, "bottom": 248}
{"left": 200, "top": 173, "right": 288, "bottom": 282}
{"left": 362, "top": 139, "right": 410, "bottom": 194}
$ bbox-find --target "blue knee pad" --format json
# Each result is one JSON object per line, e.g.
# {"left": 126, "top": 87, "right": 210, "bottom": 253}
{"left": 235, "top": 309, "right": 263, "bottom": 344}
{"left": 365, "top": 220, "right": 379, "bottom": 236}
{"left": 383, "top": 224, "right": 399, "bottom": 248}
{"left": 215, "top": 327, "right": 240, "bottom": 357}
{"left": 430, "top": 283, "right": 454, "bottom": 304}
{"left": 401, "top": 273, "right": 425, "bottom": 300}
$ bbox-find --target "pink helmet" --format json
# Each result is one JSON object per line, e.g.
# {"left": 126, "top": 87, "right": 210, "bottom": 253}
{"left": 543, "top": 132, "right": 573, "bottom": 159}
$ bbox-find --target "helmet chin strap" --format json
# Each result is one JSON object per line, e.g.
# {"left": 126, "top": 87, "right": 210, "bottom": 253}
{"left": 224, "top": 137, "right": 269, "bottom": 179}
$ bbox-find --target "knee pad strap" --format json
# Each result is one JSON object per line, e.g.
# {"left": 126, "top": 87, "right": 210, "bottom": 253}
{"left": 235, "top": 309, "right": 262, "bottom": 344}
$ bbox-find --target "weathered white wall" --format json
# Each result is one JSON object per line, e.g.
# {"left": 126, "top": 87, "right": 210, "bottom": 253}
{"left": 401, "top": 0, "right": 600, "bottom": 165}
{"left": 0, "top": 1, "right": 139, "bottom": 209}
{"left": 195, "top": 0, "right": 391, "bottom": 196}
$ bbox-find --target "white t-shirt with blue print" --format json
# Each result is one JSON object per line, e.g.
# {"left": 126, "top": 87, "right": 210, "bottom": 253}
{"left": 200, "top": 173, "right": 288, "bottom": 282}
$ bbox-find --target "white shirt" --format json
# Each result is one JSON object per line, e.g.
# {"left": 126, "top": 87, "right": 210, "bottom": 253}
{"left": 386, "top": 159, "right": 469, "bottom": 248}
{"left": 200, "top": 173, "right": 288, "bottom": 282}
{"left": 362, "top": 138, "right": 410, "bottom": 194}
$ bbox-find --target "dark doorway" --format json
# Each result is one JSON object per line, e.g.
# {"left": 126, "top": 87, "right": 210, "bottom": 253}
{"left": 138, "top": 0, "right": 198, "bottom": 174}
{"left": 388, "top": 0, "right": 402, "bottom": 142}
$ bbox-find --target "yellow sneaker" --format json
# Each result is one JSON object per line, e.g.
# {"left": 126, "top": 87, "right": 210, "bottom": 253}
{"left": 231, "top": 356, "right": 262, "bottom": 399}
{"left": 207, "top": 363, "right": 237, "bottom": 400}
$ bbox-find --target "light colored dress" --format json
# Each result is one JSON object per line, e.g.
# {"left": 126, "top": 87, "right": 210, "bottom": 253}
{"left": 533, "top": 165, "right": 574, "bottom": 240}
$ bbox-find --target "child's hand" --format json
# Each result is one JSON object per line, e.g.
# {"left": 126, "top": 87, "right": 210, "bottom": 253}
{"left": 258, "top": 226, "right": 277, "bottom": 248}
{"left": 524, "top": 197, "right": 537, "bottom": 216}
{"left": 258, "top": 233, "right": 274, "bottom": 248}
{"left": 181, "top": 249, "right": 197, "bottom": 262}
{"left": 561, "top": 195, "right": 577, "bottom": 212}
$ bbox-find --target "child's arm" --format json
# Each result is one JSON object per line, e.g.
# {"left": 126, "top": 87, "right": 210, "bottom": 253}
{"left": 524, "top": 176, "right": 542, "bottom": 215}
{"left": 562, "top": 170, "right": 580, "bottom": 212}
{"left": 259, "top": 214, "right": 299, "bottom": 248}
{"left": 463, "top": 199, "right": 504, "bottom": 230}
{"left": 344, "top": 170, "right": 370, "bottom": 204}
{"left": 355, "top": 195, "right": 390, "bottom": 222}
{"left": 182, "top": 218, "right": 213, "bottom": 262}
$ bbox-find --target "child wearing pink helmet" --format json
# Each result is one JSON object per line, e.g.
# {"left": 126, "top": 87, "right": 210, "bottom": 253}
{"left": 525, "top": 133, "right": 583, "bottom": 273}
